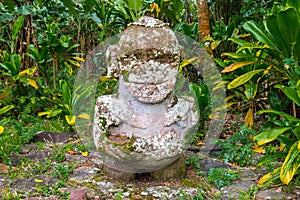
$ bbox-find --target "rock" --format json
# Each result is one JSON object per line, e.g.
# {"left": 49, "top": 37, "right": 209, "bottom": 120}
{"left": 31, "top": 131, "right": 78, "bottom": 143}
{"left": 151, "top": 155, "right": 186, "bottom": 180}
{"left": 103, "top": 165, "right": 135, "bottom": 181}
{"left": 0, "top": 164, "right": 18, "bottom": 174}
{"left": 70, "top": 189, "right": 87, "bottom": 200}
{"left": 97, "top": 181, "right": 123, "bottom": 195}
{"left": 70, "top": 166, "right": 100, "bottom": 183}
{"left": 256, "top": 189, "right": 295, "bottom": 200}
{"left": 218, "top": 180, "right": 256, "bottom": 200}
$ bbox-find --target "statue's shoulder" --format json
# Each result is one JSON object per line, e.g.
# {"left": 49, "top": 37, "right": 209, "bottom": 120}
{"left": 96, "top": 94, "right": 119, "bottom": 107}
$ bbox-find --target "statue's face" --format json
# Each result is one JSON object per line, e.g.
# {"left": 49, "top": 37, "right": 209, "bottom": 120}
{"left": 119, "top": 50, "right": 179, "bottom": 103}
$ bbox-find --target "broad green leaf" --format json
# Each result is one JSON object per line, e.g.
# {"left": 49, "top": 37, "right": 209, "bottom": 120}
{"left": 280, "top": 141, "right": 300, "bottom": 184}
{"left": 287, "top": 0, "right": 300, "bottom": 14}
{"left": 65, "top": 115, "right": 76, "bottom": 126}
{"left": 221, "top": 61, "right": 255, "bottom": 73}
{"left": 227, "top": 69, "right": 264, "bottom": 89}
{"left": 26, "top": 44, "right": 42, "bottom": 61}
{"left": 244, "top": 83, "right": 258, "bottom": 100}
{"left": 243, "top": 21, "right": 279, "bottom": 51}
{"left": 127, "top": 0, "right": 142, "bottom": 12}
{"left": 254, "top": 127, "right": 291, "bottom": 146}
{"left": 60, "top": 80, "right": 71, "bottom": 106}
{"left": 266, "top": 14, "right": 290, "bottom": 57}
{"left": 61, "top": 0, "right": 78, "bottom": 17}
{"left": 275, "top": 84, "right": 300, "bottom": 106}
{"left": 0, "top": 105, "right": 14, "bottom": 115}
{"left": 228, "top": 38, "right": 250, "bottom": 46}
{"left": 277, "top": 7, "right": 298, "bottom": 48}
{"left": 257, "top": 109, "right": 300, "bottom": 122}
{"left": 12, "top": 15, "right": 24, "bottom": 40}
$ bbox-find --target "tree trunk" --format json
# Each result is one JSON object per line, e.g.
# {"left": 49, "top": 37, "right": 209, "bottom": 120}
{"left": 197, "top": 0, "right": 210, "bottom": 42}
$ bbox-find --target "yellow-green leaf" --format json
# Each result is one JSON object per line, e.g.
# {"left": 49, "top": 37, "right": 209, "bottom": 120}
{"left": 258, "top": 167, "right": 280, "bottom": 185}
{"left": 72, "top": 56, "right": 84, "bottom": 62}
{"left": 221, "top": 61, "right": 255, "bottom": 73}
{"left": 213, "top": 81, "right": 228, "bottom": 91}
{"left": 77, "top": 113, "right": 91, "bottom": 120}
{"left": 228, "top": 69, "right": 265, "bottom": 89}
{"left": 65, "top": 115, "right": 76, "bottom": 126}
{"left": 179, "top": 57, "right": 199, "bottom": 71}
{"left": 280, "top": 141, "right": 300, "bottom": 184}
{"left": 82, "top": 151, "right": 88, "bottom": 157}
{"left": 68, "top": 59, "right": 81, "bottom": 67}
{"left": 254, "top": 127, "right": 291, "bottom": 146}
{"left": 18, "top": 66, "right": 37, "bottom": 78}
{"left": 0, "top": 91, "right": 9, "bottom": 99}
{"left": 245, "top": 108, "right": 254, "bottom": 128}
{"left": 27, "top": 78, "right": 38, "bottom": 89}
{"left": 0, "top": 105, "right": 14, "bottom": 115}
{"left": 0, "top": 126, "right": 4, "bottom": 134}
{"left": 34, "top": 179, "right": 44, "bottom": 183}
{"left": 38, "top": 111, "right": 51, "bottom": 116}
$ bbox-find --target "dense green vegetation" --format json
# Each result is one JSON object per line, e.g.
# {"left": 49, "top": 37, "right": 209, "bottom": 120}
{"left": 0, "top": 0, "right": 299, "bottom": 190}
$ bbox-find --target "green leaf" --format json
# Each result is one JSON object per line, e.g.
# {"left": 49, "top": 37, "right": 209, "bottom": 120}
{"left": 296, "top": 80, "right": 300, "bottom": 99}
{"left": 243, "top": 20, "right": 279, "bottom": 51}
{"left": 61, "top": 0, "right": 78, "bottom": 17}
{"left": 221, "top": 61, "right": 255, "bottom": 73}
{"left": 12, "top": 15, "right": 24, "bottom": 41}
{"left": 47, "top": 109, "right": 62, "bottom": 118}
{"left": 227, "top": 69, "right": 264, "bottom": 89}
{"left": 127, "top": 0, "right": 142, "bottom": 13}
{"left": 257, "top": 109, "right": 300, "bottom": 122}
{"left": 266, "top": 14, "right": 290, "bottom": 57}
{"left": 254, "top": 127, "right": 291, "bottom": 146}
{"left": 60, "top": 80, "right": 72, "bottom": 108}
{"left": 275, "top": 84, "right": 300, "bottom": 106}
{"left": 277, "top": 7, "right": 299, "bottom": 49}
{"left": 0, "top": 105, "right": 14, "bottom": 115}
{"left": 280, "top": 141, "right": 300, "bottom": 184}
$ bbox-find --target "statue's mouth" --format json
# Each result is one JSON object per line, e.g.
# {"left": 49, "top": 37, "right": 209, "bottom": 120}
{"left": 124, "top": 81, "right": 173, "bottom": 103}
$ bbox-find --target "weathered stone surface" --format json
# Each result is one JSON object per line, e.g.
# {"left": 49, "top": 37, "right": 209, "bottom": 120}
{"left": 93, "top": 16, "right": 198, "bottom": 174}
{"left": 255, "top": 188, "right": 295, "bottom": 200}
{"left": 31, "top": 131, "right": 77, "bottom": 143}
{"left": 103, "top": 165, "right": 135, "bottom": 181}
{"left": 151, "top": 155, "right": 186, "bottom": 180}
{"left": 218, "top": 180, "right": 256, "bottom": 200}
{"left": 70, "top": 166, "right": 100, "bottom": 183}
{"left": 70, "top": 189, "right": 87, "bottom": 200}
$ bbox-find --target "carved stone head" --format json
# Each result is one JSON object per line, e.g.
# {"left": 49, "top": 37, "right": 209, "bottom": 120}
{"left": 106, "top": 16, "right": 181, "bottom": 103}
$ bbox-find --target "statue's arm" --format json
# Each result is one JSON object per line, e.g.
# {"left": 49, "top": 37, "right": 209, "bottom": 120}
{"left": 164, "top": 96, "right": 198, "bottom": 128}
{"left": 93, "top": 95, "right": 124, "bottom": 148}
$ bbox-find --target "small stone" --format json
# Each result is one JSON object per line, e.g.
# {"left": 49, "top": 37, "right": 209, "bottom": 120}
{"left": 141, "top": 191, "right": 148, "bottom": 196}
{"left": 70, "top": 189, "right": 87, "bottom": 200}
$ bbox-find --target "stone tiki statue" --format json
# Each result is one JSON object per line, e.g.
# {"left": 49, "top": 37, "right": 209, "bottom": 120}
{"left": 93, "top": 16, "right": 198, "bottom": 175}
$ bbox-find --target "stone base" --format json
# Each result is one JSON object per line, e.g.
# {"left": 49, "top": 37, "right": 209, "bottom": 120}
{"left": 150, "top": 155, "right": 186, "bottom": 180}
{"left": 103, "top": 156, "right": 186, "bottom": 181}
